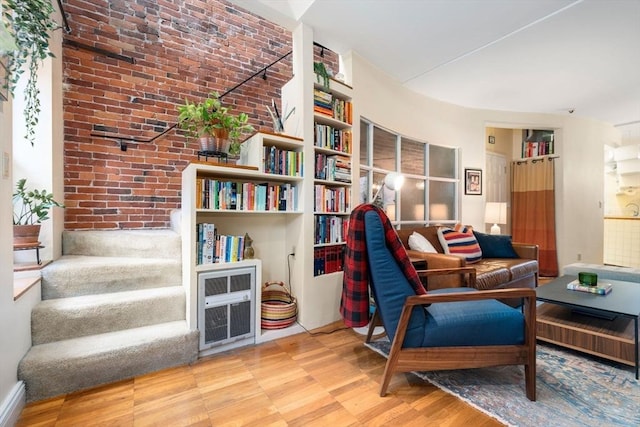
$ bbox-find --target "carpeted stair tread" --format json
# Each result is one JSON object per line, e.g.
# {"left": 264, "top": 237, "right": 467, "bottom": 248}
{"left": 41, "top": 255, "right": 181, "bottom": 299}
{"left": 32, "top": 286, "right": 186, "bottom": 345}
{"left": 19, "top": 321, "right": 198, "bottom": 402}
{"left": 63, "top": 229, "right": 181, "bottom": 259}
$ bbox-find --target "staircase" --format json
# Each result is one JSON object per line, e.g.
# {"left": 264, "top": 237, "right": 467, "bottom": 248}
{"left": 18, "top": 227, "right": 198, "bottom": 402}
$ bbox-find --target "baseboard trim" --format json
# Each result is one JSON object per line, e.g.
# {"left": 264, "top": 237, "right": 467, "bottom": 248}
{"left": 0, "top": 381, "right": 25, "bottom": 427}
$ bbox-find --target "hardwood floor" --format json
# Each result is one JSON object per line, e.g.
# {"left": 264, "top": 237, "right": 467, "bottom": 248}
{"left": 17, "top": 322, "right": 503, "bottom": 426}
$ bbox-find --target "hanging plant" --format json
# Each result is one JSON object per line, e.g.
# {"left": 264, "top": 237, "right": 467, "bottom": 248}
{"left": 3, "top": 0, "right": 58, "bottom": 146}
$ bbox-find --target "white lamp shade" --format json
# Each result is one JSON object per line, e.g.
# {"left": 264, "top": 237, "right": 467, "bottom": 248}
{"left": 485, "top": 202, "right": 507, "bottom": 234}
{"left": 384, "top": 172, "right": 404, "bottom": 191}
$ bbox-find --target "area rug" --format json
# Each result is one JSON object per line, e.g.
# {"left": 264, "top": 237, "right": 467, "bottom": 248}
{"left": 365, "top": 339, "right": 640, "bottom": 427}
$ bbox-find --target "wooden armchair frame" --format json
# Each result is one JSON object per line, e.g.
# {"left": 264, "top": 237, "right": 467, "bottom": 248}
{"left": 367, "top": 267, "right": 537, "bottom": 400}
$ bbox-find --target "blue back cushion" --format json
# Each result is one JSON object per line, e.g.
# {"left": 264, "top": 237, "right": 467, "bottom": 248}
{"left": 364, "top": 211, "right": 425, "bottom": 346}
{"left": 473, "top": 231, "right": 519, "bottom": 258}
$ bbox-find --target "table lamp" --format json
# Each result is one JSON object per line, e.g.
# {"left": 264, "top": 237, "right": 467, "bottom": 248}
{"left": 485, "top": 202, "right": 507, "bottom": 235}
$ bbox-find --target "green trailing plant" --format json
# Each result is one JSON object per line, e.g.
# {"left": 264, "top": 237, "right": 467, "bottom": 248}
{"left": 227, "top": 112, "right": 254, "bottom": 155}
{"left": 3, "top": 0, "right": 59, "bottom": 146}
{"left": 177, "top": 92, "right": 254, "bottom": 155}
{"left": 177, "top": 93, "right": 223, "bottom": 139}
{"left": 13, "top": 178, "right": 64, "bottom": 225}
{"left": 314, "top": 61, "right": 330, "bottom": 89}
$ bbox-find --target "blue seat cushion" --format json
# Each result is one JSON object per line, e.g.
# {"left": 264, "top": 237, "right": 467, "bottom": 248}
{"left": 420, "top": 288, "right": 525, "bottom": 347}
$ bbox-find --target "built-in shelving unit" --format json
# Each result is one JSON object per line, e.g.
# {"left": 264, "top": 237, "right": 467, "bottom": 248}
{"left": 182, "top": 132, "right": 306, "bottom": 352}
{"left": 520, "top": 129, "right": 556, "bottom": 160}
{"left": 183, "top": 25, "right": 356, "bottom": 338}
{"left": 311, "top": 77, "right": 353, "bottom": 276}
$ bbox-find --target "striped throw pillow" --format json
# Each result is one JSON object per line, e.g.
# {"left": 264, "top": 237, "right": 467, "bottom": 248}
{"left": 437, "top": 224, "right": 482, "bottom": 263}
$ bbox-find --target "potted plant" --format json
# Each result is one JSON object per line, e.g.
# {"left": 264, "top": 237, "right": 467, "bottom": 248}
{"left": 3, "top": 0, "right": 59, "bottom": 146}
{"left": 177, "top": 92, "right": 254, "bottom": 155}
{"left": 314, "top": 61, "right": 331, "bottom": 89}
{"left": 177, "top": 93, "right": 223, "bottom": 151}
{"left": 13, "top": 178, "right": 64, "bottom": 246}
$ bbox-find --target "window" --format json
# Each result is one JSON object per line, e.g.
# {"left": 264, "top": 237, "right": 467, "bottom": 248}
{"left": 359, "top": 118, "right": 459, "bottom": 227}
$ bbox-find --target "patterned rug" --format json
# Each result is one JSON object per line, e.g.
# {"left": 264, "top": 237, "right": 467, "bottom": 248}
{"left": 365, "top": 339, "right": 640, "bottom": 427}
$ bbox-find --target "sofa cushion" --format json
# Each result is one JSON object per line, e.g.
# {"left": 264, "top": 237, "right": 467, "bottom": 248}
{"left": 437, "top": 225, "right": 482, "bottom": 263}
{"left": 408, "top": 231, "right": 437, "bottom": 253}
{"left": 473, "top": 231, "right": 519, "bottom": 258}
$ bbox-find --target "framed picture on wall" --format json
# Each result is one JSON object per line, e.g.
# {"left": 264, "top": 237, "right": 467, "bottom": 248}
{"left": 464, "top": 168, "right": 482, "bottom": 195}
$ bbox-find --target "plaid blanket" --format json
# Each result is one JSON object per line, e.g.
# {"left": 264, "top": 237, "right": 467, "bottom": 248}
{"left": 340, "top": 204, "right": 426, "bottom": 327}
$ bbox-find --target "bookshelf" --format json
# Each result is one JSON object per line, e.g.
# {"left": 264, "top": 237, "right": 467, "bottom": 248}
{"left": 520, "top": 129, "right": 556, "bottom": 159}
{"left": 311, "top": 77, "right": 353, "bottom": 276}
{"left": 182, "top": 131, "right": 306, "bottom": 348}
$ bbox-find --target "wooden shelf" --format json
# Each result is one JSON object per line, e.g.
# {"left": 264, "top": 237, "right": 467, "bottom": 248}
{"left": 537, "top": 303, "right": 637, "bottom": 366}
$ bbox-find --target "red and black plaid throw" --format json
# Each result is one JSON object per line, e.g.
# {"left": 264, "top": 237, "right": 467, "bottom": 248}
{"left": 340, "top": 204, "right": 427, "bottom": 327}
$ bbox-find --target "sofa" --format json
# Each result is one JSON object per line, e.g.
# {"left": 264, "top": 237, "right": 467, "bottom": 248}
{"left": 396, "top": 226, "right": 539, "bottom": 303}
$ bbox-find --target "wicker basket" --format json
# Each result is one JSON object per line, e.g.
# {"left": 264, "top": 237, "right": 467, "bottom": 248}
{"left": 261, "top": 281, "right": 297, "bottom": 330}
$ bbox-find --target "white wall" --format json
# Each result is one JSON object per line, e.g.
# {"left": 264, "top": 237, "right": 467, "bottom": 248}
{"left": 351, "top": 53, "right": 618, "bottom": 270}
{"left": 1, "top": 7, "right": 64, "bottom": 422}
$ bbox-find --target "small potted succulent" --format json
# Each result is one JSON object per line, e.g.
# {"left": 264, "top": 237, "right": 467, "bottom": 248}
{"left": 13, "top": 178, "right": 64, "bottom": 246}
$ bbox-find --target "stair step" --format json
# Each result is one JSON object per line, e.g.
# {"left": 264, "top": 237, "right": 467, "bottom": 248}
{"left": 32, "top": 286, "right": 186, "bottom": 345}
{"left": 41, "top": 255, "right": 181, "bottom": 299}
{"left": 62, "top": 229, "right": 181, "bottom": 259}
{"left": 18, "top": 321, "right": 199, "bottom": 402}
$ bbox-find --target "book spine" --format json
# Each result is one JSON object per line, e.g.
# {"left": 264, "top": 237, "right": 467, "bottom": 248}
{"left": 566, "top": 283, "right": 611, "bottom": 295}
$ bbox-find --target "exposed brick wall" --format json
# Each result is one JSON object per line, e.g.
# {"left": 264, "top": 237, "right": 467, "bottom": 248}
{"left": 61, "top": 0, "right": 295, "bottom": 229}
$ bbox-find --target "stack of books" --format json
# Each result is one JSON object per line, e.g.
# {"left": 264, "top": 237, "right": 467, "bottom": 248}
{"left": 566, "top": 280, "right": 612, "bottom": 295}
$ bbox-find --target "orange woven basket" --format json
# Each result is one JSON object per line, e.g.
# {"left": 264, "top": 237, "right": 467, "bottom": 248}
{"left": 261, "top": 281, "right": 297, "bottom": 330}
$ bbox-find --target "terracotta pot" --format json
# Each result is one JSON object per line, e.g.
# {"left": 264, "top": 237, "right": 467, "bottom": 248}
{"left": 13, "top": 224, "right": 41, "bottom": 247}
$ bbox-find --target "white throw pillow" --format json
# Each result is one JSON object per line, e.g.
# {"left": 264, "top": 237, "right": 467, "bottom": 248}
{"left": 408, "top": 232, "right": 437, "bottom": 253}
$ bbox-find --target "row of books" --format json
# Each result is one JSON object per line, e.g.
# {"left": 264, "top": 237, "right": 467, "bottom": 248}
{"left": 521, "top": 140, "right": 554, "bottom": 158}
{"left": 315, "top": 153, "right": 351, "bottom": 183}
{"left": 566, "top": 280, "right": 612, "bottom": 295}
{"left": 196, "top": 178, "right": 296, "bottom": 211}
{"left": 313, "top": 89, "right": 353, "bottom": 124}
{"left": 314, "top": 185, "right": 350, "bottom": 213}
{"left": 263, "top": 145, "right": 303, "bottom": 177}
{"left": 196, "top": 223, "right": 246, "bottom": 265}
{"left": 314, "top": 124, "right": 352, "bottom": 153}
{"left": 313, "top": 245, "right": 344, "bottom": 276}
{"left": 314, "top": 215, "right": 348, "bottom": 245}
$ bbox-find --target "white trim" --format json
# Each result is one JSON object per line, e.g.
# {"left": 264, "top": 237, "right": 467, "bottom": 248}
{"left": 0, "top": 381, "right": 25, "bottom": 427}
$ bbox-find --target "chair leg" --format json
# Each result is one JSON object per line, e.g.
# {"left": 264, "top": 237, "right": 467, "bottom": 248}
{"left": 366, "top": 309, "right": 383, "bottom": 343}
{"left": 525, "top": 362, "right": 536, "bottom": 401}
{"left": 379, "top": 359, "right": 395, "bottom": 397}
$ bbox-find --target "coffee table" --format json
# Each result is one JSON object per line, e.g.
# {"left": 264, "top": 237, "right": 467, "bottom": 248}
{"left": 536, "top": 275, "right": 639, "bottom": 379}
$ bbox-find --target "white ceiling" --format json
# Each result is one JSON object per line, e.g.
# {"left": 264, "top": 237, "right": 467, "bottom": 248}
{"left": 231, "top": 0, "right": 640, "bottom": 142}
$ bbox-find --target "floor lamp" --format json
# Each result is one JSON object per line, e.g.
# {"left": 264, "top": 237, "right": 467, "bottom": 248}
{"left": 485, "top": 202, "right": 507, "bottom": 235}
{"left": 371, "top": 172, "right": 405, "bottom": 208}
{"left": 354, "top": 172, "right": 404, "bottom": 336}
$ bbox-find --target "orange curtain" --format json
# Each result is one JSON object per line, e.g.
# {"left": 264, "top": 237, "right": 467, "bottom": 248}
{"left": 511, "top": 158, "right": 558, "bottom": 277}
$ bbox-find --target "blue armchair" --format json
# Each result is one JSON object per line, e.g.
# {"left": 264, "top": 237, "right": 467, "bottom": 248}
{"left": 345, "top": 206, "right": 536, "bottom": 400}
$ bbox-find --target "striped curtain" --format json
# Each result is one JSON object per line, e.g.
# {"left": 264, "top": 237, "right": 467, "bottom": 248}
{"left": 511, "top": 158, "right": 558, "bottom": 277}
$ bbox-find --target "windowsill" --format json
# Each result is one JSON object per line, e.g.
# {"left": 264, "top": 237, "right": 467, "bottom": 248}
{"left": 13, "top": 260, "right": 50, "bottom": 300}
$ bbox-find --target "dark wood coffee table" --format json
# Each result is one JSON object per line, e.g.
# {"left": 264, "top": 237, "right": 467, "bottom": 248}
{"left": 536, "top": 275, "right": 639, "bottom": 379}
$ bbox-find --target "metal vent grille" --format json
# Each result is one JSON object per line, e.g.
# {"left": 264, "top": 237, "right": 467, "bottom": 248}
{"left": 230, "top": 273, "right": 251, "bottom": 292}
{"left": 204, "top": 276, "right": 227, "bottom": 296}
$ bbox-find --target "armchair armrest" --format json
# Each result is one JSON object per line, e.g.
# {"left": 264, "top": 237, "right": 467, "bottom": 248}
{"left": 512, "top": 243, "right": 539, "bottom": 262}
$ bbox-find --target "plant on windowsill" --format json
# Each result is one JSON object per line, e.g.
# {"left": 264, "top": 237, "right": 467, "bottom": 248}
{"left": 3, "top": 0, "right": 59, "bottom": 146}
{"left": 13, "top": 178, "right": 64, "bottom": 247}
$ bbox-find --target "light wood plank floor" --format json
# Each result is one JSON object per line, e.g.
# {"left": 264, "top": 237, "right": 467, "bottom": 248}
{"left": 17, "top": 322, "right": 503, "bottom": 426}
